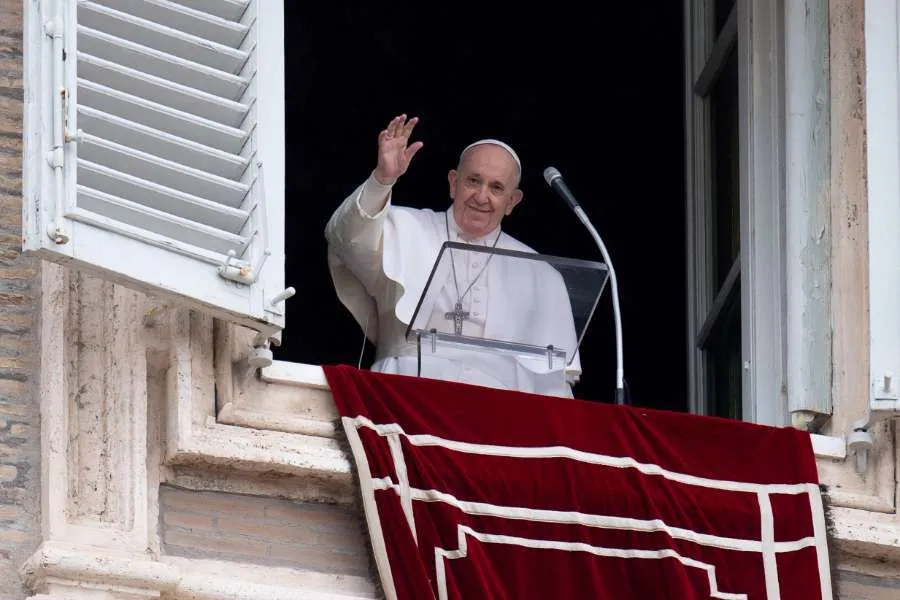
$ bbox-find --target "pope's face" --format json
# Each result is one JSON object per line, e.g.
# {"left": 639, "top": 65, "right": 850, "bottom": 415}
{"left": 448, "top": 145, "right": 523, "bottom": 240}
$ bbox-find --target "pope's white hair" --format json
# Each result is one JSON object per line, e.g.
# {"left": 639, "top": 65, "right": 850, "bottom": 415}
{"left": 458, "top": 139, "right": 522, "bottom": 187}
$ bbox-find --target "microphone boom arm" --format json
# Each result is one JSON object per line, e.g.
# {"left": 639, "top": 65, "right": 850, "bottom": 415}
{"left": 543, "top": 167, "right": 625, "bottom": 405}
{"left": 572, "top": 205, "right": 625, "bottom": 405}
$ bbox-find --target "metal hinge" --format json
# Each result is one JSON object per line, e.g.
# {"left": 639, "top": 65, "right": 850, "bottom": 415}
{"left": 217, "top": 160, "right": 271, "bottom": 285}
{"left": 217, "top": 248, "right": 267, "bottom": 284}
{"left": 43, "top": 15, "right": 82, "bottom": 246}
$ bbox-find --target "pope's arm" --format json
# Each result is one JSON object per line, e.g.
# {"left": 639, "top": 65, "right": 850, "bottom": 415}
{"left": 324, "top": 173, "right": 395, "bottom": 296}
{"left": 325, "top": 114, "right": 422, "bottom": 297}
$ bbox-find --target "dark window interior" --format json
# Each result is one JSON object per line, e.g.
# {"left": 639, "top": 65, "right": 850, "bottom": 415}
{"left": 276, "top": 2, "right": 688, "bottom": 412}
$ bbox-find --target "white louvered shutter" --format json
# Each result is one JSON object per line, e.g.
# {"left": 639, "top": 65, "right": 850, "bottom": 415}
{"left": 24, "top": 0, "right": 289, "bottom": 337}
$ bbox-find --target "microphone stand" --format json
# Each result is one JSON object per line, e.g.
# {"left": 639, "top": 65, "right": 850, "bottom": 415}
{"left": 544, "top": 168, "right": 626, "bottom": 406}
{"left": 571, "top": 206, "right": 625, "bottom": 405}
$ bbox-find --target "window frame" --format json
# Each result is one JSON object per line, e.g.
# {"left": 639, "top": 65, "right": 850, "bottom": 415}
{"left": 685, "top": 0, "right": 789, "bottom": 425}
{"left": 866, "top": 0, "right": 900, "bottom": 414}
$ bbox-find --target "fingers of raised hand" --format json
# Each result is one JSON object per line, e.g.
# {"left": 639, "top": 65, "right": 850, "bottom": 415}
{"left": 401, "top": 116, "right": 418, "bottom": 138}
{"left": 405, "top": 140, "right": 424, "bottom": 162}
{"left": 382, "top": 114, "right": 418, "bottom": 141}
{"left": 387, "top": 115, "right": 404, "bottom": 139}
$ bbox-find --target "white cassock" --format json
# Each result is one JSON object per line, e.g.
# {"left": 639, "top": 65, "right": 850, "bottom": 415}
{"left": 325, "top": 174, "right": 581, "bottom": 398}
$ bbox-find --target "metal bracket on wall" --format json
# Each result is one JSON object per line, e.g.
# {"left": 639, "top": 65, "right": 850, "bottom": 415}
{"left": 848, "top": 373, "right": 900, "bottom": 474}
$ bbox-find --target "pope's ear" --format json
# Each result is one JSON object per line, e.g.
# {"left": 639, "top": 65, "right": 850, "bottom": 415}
{"left": 448, "top": 169, "right": 458, "bottom": 198}
{"left": 506, "top": 189, "right": 524, "bottom": 215}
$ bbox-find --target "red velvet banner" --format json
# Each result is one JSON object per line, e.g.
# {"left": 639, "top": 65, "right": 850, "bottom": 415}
{"left": 323, "top": 365, "right": 833, "bottom": 600}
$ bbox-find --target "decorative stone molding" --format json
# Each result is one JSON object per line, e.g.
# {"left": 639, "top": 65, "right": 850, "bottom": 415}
{"left": 823, "top": 424, "right": 900, "bottom": 563}
{"left": 214, "top": 322, "right": 338, "bottom": 438}
{"left": 22, "top": 541, "right": 179, "bottom": 599}
{"left": 816, "top": 420, "right": 896, "bottom": 514}
{"left": 35, "top": 263, "right": 151, "bottom": 553}
{"left": 25, "top": 263, "right": 365, "bottom": 598}
{"left": 165, "top": 314, "right": 353, "bottom": 504}
{"left": 161, "top": 556, "right": 375, "bottom": 600}
{"left": 22, "top": 542, "right": 377, "bottom": 600}
{"left": 24, "top": 264, "right": 162, "bottom": 598}
{"left": 830, "top": 506, "right": 900, "bottom": 563}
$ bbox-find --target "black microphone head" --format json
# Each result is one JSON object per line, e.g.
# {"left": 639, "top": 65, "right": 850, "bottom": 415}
{"left": 543, "top": 166, "right": 562, "bottom": 186}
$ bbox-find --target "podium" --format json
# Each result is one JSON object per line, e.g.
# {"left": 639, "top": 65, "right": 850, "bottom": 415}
{"left": 405, "top": 241, "right": 610, "bottom": 397}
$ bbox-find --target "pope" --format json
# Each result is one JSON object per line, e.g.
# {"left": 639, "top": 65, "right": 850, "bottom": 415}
{"left": 325, "top": 114, "right": 581, "bottom": 397}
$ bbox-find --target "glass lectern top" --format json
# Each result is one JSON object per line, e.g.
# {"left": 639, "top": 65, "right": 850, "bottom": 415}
{"left": 404, "top": 241, "right": 610, "bottom": 366}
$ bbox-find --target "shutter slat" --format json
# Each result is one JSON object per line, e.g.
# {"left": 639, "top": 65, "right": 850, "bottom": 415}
{"left": 79, "top": 133, "right": 249, "bottom": 208}
{"left": 78, "top": 161, "right": 249, "bottom": 233}
{"left": 78, "top": 0, "right": 249, "bottom": 73}
{"left": 77, "top": 185, "right": 248, "bottom": 255}
{"left": 173, "top": 0, "right": 249, "bottom": 22}
{"left": 88, "top": 0, "right": 250, "bottom": 48}
{"left": 78, "top": 53, "right": 250, "bottom": 127}
{"left": 77, "top": 106, "right": 248, "bottom": 179}
{"left": 78, "top": 26, "right": 248, "bottom": 100}
{"left": 78, "top": 80, "right": 248, "bottom": 154}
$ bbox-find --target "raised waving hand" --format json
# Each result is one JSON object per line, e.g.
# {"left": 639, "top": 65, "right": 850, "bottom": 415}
{"left": 373, "top": 114, "right": 424, "bottom": 186}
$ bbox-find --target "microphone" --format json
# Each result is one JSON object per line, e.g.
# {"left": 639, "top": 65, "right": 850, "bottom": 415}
{"left": 543, "top": 166, "right": 626, "bottom": 406}
{"left": 543, "top": 167, "right": 581, "bottom": 212}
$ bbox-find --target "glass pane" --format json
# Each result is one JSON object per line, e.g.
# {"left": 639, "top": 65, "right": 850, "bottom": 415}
{"left": 708, "top": 297, "right": 742, "bottom": 419}
{"left": 706, "top": 40, "right": 741, "bottom": 420}
{"left": 715, "top": 0, "right": 736, "bottom": 34}
{"left": 711, "top": 48, "right": 740, "bottom": 288}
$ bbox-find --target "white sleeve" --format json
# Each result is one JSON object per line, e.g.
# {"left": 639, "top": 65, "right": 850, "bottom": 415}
{"left": 324, "top": 173, "right": 395, "bottom": 297}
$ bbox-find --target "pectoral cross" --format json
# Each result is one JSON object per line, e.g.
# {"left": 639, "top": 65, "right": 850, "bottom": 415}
{"left": 444, "top": 301, "right": 469, "bottom": 335}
